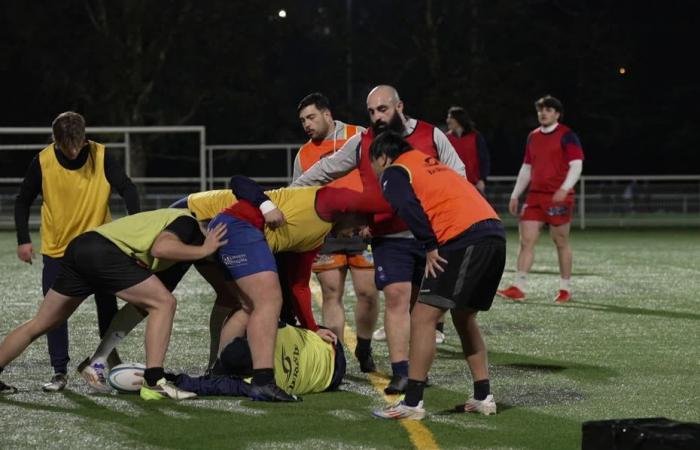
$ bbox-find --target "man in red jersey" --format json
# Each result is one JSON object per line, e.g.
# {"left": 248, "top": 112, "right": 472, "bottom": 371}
{"left": 497, "top": 96, "right": 584, "bottom": 304}
{"left": 292, "top": 85, "right": 465, "bottom": 394}
{"left": 446, "top": 106, "right": 491, "bottom": 193}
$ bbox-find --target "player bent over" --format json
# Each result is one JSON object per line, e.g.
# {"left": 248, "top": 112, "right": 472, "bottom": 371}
{"left": 367, "top": 133, "right": 506, "bottom": 420}
{"left": 0, "top": 209, "right": 227, "bottom": 400}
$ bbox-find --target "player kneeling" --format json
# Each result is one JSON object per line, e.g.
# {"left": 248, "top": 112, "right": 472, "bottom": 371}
{"left": 0, "top": 209, "right": 227, "bottom": 400}
{"left": 367, "top": 133, "right": 506, "bottom": 420}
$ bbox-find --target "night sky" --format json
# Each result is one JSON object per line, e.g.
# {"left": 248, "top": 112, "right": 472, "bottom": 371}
{"left": 0, "top": 1, "right": 697, "bottom": 177}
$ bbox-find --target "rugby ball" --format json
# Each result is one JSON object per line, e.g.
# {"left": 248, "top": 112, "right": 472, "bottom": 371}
{"left": 108, "top": 363, "right": 146, "bottom": 393}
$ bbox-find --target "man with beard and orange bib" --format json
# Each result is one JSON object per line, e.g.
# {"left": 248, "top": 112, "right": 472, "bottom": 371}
{"left": 292, "top": 85, "right": 466, "bottom": 394}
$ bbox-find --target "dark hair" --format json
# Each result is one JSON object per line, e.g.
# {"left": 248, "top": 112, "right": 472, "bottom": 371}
{"left": 297, "top": 92, "right": 331, "bottom": 114}
{"left": 369, "top": 131, "right": 412, "bottom": 161}
{"left": 534, "top": 95, "right": 564, "bottom": 115}
{"left": 52, "top": 111, "right": 86, "bottom": 151}
{"left": 447, "top": 106, "right": 475, "bottom": 133}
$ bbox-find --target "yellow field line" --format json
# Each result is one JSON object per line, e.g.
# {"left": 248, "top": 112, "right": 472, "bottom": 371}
{"left": 310, "top": 279, "right": 440, "bottom": 450}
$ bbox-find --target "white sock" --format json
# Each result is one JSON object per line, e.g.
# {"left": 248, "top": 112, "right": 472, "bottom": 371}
{"left": 90, "top": 304, "right": 147, "bottom": 364}
{"left": 208, "top": 304, "right": 234, "bottom": 368}
{"left": 514, "top": 272, "right": 528, "bottom": 290}
{"left": 560, "top": 278, "right": 571, "bottom": 291}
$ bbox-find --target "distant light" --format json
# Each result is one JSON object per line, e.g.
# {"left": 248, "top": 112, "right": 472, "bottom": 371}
{"left": 278, "top": 9, "right": 287, "bottom": 18}
{"left": 618, "top": 67, "right": 626, "bottom": 75}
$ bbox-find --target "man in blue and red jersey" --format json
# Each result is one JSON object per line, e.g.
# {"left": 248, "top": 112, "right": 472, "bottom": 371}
{"left": 366, "top": 132, "right": 506, "bottom": 420}
{"left": 497, "top": 95, "right": 584, "bottom": 304}
{"left": 446, "top": 106, "right": 491, "bottom": 193}
{"left": 292, "top": 85, "right": 466, "bottom": 394}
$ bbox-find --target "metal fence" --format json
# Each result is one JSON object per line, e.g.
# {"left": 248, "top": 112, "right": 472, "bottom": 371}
{"left": 1, "top": 132, "right": 698, "bottom": 229}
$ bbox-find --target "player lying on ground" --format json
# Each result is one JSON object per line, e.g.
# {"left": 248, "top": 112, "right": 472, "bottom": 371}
{"left": 174, "top": 315, "right": 343, "bottom": 397}
{"left": 0, "top": 209, "right": 228, "bottom": 400}
{"left": 365, "top": 132, "right": 506, "bottom": 420}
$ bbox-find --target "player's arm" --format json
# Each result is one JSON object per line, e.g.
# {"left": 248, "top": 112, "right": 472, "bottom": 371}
{"left": 290, "top": 134, "right": 361, "bottom": 187}
{"left": 433, "top": 128, "right": 466, "bottom": 178}
{"left": 291, "top": 150, "right": 303, "bottom": 183}
{"left": 509, "top": 164, "right": 531, "bottom": 216}
{"left": 104, "top": 151, "right": 140, "bottom": 214}
{"left": 476, "top": 132, "right": 491, "bottom": 191}
{"left": 229, "top": 175, "right": 285, "bottom": 228}
{"left": 553, "top": 131, "right": 585, "bottom": 202}
{"left": 151, "top": 216, "right": 228, "bottom": 261}
{"left": 380, "top": 167, "right": 447, "bottom": 277}
{"left": 14, "top": 156, "right": 42, "bottom": 264}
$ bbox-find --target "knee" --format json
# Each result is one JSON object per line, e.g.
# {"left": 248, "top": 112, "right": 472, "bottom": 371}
{"left": 355, "top": 290, "right": 378, "bottom": 305}
{"left": 147, "top": 292, "right": 177, "bottom": 313}
{"left": 551, "top": 234, "right": 569, "bottom": 249}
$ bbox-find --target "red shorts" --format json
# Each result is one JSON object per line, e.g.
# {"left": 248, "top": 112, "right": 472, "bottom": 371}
{"left": 521, "top": 192, "right": 575, "bottom": 226}
{"left": 311, "top": 247, "right": 374, "bottom": 272}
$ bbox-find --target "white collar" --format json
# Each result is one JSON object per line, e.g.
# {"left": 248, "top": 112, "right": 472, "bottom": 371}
{"left": 540, "top": 123, "right": 559, "bottom": 133}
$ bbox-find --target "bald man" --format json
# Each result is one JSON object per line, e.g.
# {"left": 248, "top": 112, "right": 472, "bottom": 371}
{"left": 292, "top": 85, "right": 466, "bottom": 393}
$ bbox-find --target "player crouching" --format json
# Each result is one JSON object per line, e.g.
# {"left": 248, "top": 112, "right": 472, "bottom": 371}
{"left": 0, "top": 209, "right": 228, "bottom": 400}
{"left": 367, "top": 132, "right": 506, "bottom": 420}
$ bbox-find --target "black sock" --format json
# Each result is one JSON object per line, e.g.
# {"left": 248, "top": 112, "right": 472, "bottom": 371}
{"left": 252, "top": 368, "right": 274, "bottom": 386}
{"left": 391, "top": 360, "right": 409, "bottom": 378}
{"left": 356, "top": 337, "right": 372, "bottom": 356}
{"left": 474, "top": 379, "right": 490, "bottom": 400}
{"left": 436, "top": 322, "right": 444, "bottom": 333}
{"left": 144, "top": 367, "right": 165, "bottom": 386}
{"left": 404, "top": 379, "right": 427, "bottom": 407}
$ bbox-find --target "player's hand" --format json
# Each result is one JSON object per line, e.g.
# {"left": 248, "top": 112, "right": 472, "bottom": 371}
{"left": 476, "top": 180, "right": 486, "bottom": 193}
{"left": 316, "top": 328, "right": 337, "bottom": 345}
{"left": 425, "top": 249, "right": 447, "bottom": 279}
{"left": 508, "top": 198, "right": 519, "bottom": 216}
{"left": 357, "top": 226, "right": 372, "bottom": 239}
{"left": 203, "top": 222, "right": 229, "bottom": 255}
{"left": 552, "top": 189, "right": 567, "bottom": 204}
{"left": 264, "top": 208, "right": 286, "bottom": 229}
{"left": 17, "top": 243, "right": 34, "bottom": 264}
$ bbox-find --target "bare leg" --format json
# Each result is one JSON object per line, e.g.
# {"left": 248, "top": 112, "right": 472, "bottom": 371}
{"left": 383, "top": 282, "right": 412, "bottom": 364}
{"left": 218, "top": 303, "right": 251, "bottom": 354}
{"left": 317, "top": 268, "right": 348, "bottom": 340}
{"left": 407, "top": 302, "right": 444, "bottom": 381}
{"left": 517, "top": 220, "right": 543, "bottom": 273}
{"left": 349, "top": 268, "right": 379, "bottom": 340}
{"left": 114, "top": 276, "right": 177, "bottom": 369}
{"left": 0, "top": 290, "right": 84, "bottom": 367}
{"left": 451, "top": 309, "right": 488, "bottom": 382}
{"left": 233, "top": 271, "right": 282, "bottom": 370}
{"left": 549, "top": 223, "right": 573, "bottom": 280}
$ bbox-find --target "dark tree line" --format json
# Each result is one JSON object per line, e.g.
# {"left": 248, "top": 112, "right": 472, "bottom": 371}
{"left": 1, "top": 0, "right": 697, "bottom": 177}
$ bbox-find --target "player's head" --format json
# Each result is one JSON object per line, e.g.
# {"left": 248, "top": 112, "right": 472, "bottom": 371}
{"left": 297, "top": 92, "right": 334, "bottom": 141}
{"left": 52, "top": 111, "right": 86, "bottom": 160}
{"left": 367, "top": 85, "right": 405, "bottom": 134}
{"left": 369, "top": 131, "right": 412, "bottom": 176}
{"left": 446, "top": 106, "right": 475, "bottom": 134}
{"left": 332, "top": 213, "right": 368, "bottom": 238}
{"left": 219, "top": 337, "right": 253, "bottom": 376}
{"left": 535, "top": 95, "right": 563, "bottom": 127}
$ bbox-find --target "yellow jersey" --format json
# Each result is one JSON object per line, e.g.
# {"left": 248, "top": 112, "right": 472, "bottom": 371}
{"left": 273, "top": 324, "right": 335, "bottom": 395}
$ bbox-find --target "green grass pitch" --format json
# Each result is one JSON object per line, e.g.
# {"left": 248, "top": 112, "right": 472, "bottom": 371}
{"left": 1, "top": 229, "right": 699, "bottom": 449}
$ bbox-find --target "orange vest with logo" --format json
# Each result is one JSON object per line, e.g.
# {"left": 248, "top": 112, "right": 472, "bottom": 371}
{"left": 298, "top": 124, "right": 363, "bottom": 191}
{"left": 392, "top": 150, "right": 499, "bottom": 244}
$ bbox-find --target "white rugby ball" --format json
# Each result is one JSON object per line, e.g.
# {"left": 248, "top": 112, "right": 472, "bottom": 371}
{"left": 108, "top": 363, "right": 146, "bottom": 393}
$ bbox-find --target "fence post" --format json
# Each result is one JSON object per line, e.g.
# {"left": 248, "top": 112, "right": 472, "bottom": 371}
{"left": 124, "top": 132, "right": 131, "bottom": 177}
{"left": 200, "top": 128, "right": 207, "bottom": 192}
{"left": 207, "top": 147, "right": 214, "bottom": 190}
{"left": 579, "top": 178, "right": 586, "bottom": 230}
{"left": 286, "top": 146, "right": 293, "bottom": 184}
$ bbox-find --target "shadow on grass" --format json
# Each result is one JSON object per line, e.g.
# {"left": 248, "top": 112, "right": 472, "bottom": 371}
{"left": 503, "top": 268, "right": 602, "bottom": 276}
{"left": 0, "top": 389, "right": 408, "bottom": 450}
{"left": 534, "top": 300, "right": 700, "bottom": 321}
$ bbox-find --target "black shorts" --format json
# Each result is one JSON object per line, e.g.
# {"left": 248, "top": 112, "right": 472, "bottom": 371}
{"left": 318, "top": 235, "right": 368, "bottom": 255}
{"left": 418, "top": 236, "right": 506, "bottom": 311}
{"left": 52, "top": 232, "right": 189, "bottom": 298}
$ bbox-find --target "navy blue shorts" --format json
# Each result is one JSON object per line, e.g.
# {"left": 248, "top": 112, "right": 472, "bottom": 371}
{"left": 210, "top": 214, "right": 277, "bottom": 280}
{"left": 371, "top": 237, "right": 426, "bottom": 290}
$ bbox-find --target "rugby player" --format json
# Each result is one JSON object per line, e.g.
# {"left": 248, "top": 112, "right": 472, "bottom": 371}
{"left": 367, "top": 132, "right": 505, "bottom": 420}
{"left": 0, "top": 208, "right": 227, "bottom": 400}
{"left": 497, "top": 95, "right": 584, "bottom": 303}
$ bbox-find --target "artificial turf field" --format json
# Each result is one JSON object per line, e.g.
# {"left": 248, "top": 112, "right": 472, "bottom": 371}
{"left": 0, "top": 229, "right": 698, "bottom": 449}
